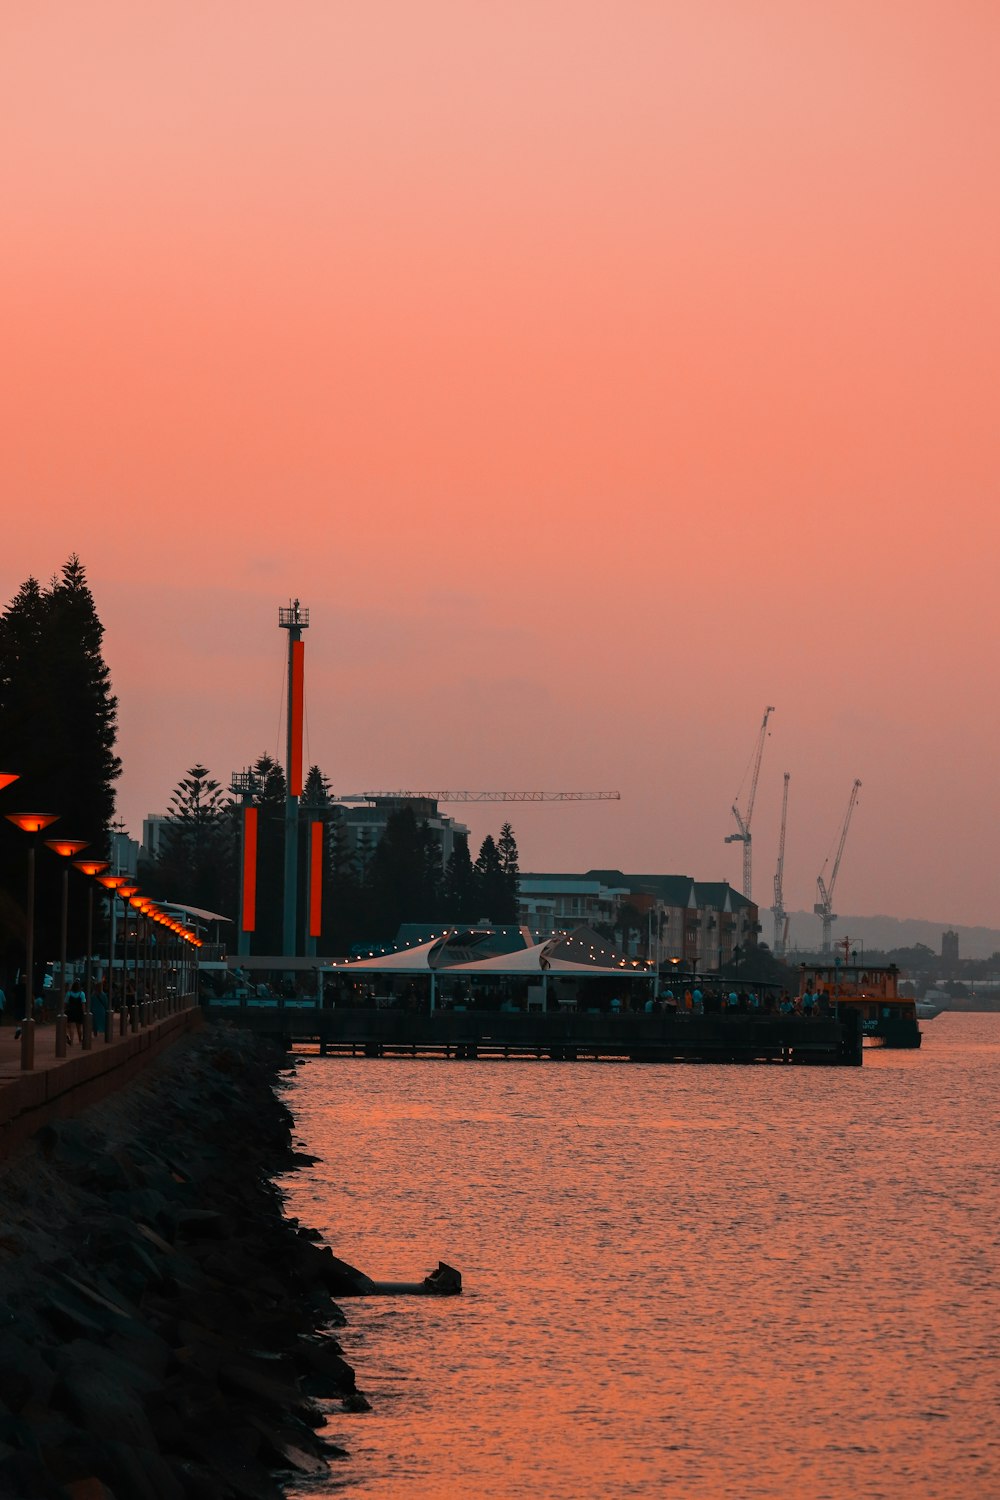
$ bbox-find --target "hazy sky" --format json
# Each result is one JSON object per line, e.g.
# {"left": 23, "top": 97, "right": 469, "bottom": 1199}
{"left": 3, "top": 2, "right": 998, "bottom": 929}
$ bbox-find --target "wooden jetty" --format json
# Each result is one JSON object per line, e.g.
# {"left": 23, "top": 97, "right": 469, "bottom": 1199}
{"left": 203, "top": 1004, "right": 863, "bottom": 1066}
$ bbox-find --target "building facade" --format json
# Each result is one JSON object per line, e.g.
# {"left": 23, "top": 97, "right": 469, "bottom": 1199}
{"left": 518, "top": 869, "right": 760, "bottom": 971}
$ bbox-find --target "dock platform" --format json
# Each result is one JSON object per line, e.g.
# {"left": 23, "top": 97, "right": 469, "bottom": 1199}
{"left": 203, "top": 1005, "right": 863, "bottom": 1066}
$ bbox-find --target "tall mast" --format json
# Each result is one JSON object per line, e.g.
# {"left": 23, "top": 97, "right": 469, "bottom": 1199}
{"left": 279, "top": 599, "right": 309, "bottom": 956}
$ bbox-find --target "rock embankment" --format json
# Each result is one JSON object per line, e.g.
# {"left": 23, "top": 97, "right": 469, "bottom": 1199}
{"left": 0, "top": 1027, "right": 364, "bottom": 1499}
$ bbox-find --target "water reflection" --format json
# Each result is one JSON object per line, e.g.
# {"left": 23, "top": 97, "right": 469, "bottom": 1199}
{"left": 282, "top": 1014, "right": 999, "bottom": 1499}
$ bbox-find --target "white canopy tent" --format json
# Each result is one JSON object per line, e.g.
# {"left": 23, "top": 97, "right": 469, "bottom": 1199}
{"left": 332, "top": 938, "right": 443, "bottom": 972}
{"left": 324, "top": 936, "right": 449, "bottom": 1008}
{"left": 443, "top": 941, "right": 652, "bottom": 1010}
{"left": 327, "top": 937, "right": 653, "bottom": 1012}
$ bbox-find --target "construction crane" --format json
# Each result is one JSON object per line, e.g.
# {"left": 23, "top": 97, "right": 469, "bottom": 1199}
{"left": 771, "top": 771, "right": 790, "bottom": 955}
{"left": 332, "top": 791, "right": 621, "bottom": 804}
{"left": 814, "top": 779, "right": 862, "bottom": 954}
{"left": 724, "top": 706, "right": 775, "bottom": 901}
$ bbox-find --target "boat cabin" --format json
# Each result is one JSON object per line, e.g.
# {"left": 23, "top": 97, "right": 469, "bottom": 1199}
{"left": 798, "top": 963, "right": 921, "bottom": 1048}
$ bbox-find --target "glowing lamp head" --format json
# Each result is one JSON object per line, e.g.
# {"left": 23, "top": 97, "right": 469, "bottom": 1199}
{"left": 5, "top": 813, "right": 60, "bottom": 835}
{"left": 73, "top": 859, "right": 109, "bottom": 877}
{"left": 97, "top": 874, "right": 127, "bottom": 891}
{"left": 118, "top": 884, "right": 140, "bottom": 900}
{"left": 0, "top": 774, "right": 20, "bottom": 794}
{"left": 44, "top": 838, "right": 90, "bottom": 859}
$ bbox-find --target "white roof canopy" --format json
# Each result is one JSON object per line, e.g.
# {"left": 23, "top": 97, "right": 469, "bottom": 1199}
{"left": 333, "top": 938, "right": 444, "bottom": 972}
{"left": 322, "top": 931, "right": 654, "bottom": 980}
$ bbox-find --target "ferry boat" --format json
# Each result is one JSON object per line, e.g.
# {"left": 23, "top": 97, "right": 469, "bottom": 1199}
{"left": 798, "top": 963, "right": 921, "bottom": 1048}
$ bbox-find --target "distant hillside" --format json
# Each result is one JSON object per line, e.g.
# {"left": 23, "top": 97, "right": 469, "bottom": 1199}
{"left": 783, "top": 911, "right": 1000, "bottom": 961}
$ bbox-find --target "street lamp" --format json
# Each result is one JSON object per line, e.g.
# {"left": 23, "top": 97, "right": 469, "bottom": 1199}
{"left": 130, "top": 895, "right": 154, "bottom": 1025}
{"left": 44, "top": 838, "right": 89, "bottom": 1057}
{"left": 118, "top": 885, "right": 140, "bottom": 1030}
{"left": 73, "top": 859, "right": 108, "bottom": 1047}
{"left": 96, "top": 873, "right": 128, "bottom": 1041}
{"left": 4, "top": 813, "right": 60, "bottom": 1070}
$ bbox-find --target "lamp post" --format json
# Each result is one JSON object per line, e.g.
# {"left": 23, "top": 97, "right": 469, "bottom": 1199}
{"left": 73, "top": 859, "right": 108, "bottom": 1047}
{"left": 96, "top": 874, "right": 127, "bottom": 1041}
{"left": 44, "top": 838, "right": 89, "bottom": 1057}
{"left": 151, "top": 909, "right": 168, "bottom": 1017}
{"left": 131, "top": 896, "right": 153, "bottom": 1025}
{"left": 4, "top": 813, "right": 60, "bottom": 1070}
{"left": 118, "top": 884, "right": 140, "bottom": 1031}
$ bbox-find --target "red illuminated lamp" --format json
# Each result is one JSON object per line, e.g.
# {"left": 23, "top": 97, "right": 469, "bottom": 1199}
{"left": 118, "top": 884, "right": 140, "bottom": 901}
{"left": 73, "top": 859, "right": 109, "bottom": 878}
{"left": 5, "top": 813, "right": 59, "bottom": 835}
{"left": 0, "top": 774, "right": 20, "bottom": 794}
{"left": 97, "top": 874, "right": 127, "bottom": 892}
{"left": 44, "top": 838, "right": 89, "bottom": 860}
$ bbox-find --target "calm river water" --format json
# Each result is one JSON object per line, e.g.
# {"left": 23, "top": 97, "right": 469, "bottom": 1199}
{"left": 280, "top": 1013, "right": 998, "bottom": 1499}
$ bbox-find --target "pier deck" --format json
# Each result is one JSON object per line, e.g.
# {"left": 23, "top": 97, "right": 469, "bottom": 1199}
{"left": 203, "top": 1005, "right": 863, "bottom": 1065}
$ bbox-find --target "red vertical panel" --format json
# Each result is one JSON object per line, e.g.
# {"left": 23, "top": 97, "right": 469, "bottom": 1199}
{"left": 290, "top": 639, "right": 305, "bottom": 797}
{"left": 309, "top": 820, "right": 323, "bottom": 939}
{"left": 242, "top": 806, "right": 258, "bottom": 933}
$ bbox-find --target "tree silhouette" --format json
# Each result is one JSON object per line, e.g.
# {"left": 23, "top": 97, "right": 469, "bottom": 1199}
{"left": 0, "top": 558, "right": 121, "bottom": 972}
{"left": 442, "top": 835, "right": 477, "bottom": 923}
{"left": 147, "top": 766, "right": 232, "bottom": 916}
{"left": 251, "top": 753, "right": 287, "bottom": 953}
{"left": 475, "top": 834, "right": 510, "bottom": 923}
{"left": 497, "top": 822, "right": 521, "bottom": 919}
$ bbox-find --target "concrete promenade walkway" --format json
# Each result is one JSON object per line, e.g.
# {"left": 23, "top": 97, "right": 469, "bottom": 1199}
{"left": 0, "top": 1002, "right": 202, "bottom": 1159}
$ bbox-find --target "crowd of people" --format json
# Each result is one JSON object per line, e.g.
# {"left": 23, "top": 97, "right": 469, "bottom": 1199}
{"left": 0, "top": 972, "right": 160, "bottom": 1041}
{"left": 639, "top": 985, "right": 832, "bottom": 1017}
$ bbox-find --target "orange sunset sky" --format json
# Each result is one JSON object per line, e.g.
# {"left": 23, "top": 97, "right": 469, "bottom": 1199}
{"left": 3, "top": 2, "right": 998, "bottom": 930}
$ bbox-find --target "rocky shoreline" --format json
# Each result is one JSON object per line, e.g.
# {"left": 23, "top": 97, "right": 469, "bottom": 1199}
{"left": 0, "top": 1026, "right": 366, "bottom": 1499}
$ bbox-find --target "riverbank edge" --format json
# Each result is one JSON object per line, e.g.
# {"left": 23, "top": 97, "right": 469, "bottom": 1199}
{"left": 0, "top": 1024, "right": 366, "bottom": 1499}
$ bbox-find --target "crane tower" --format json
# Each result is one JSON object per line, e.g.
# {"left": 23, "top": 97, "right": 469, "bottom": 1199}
{"left": 724, "top": 706, "right": 775, "bottom": 901}
{"left": 771, "top": 772, "right": 790, "bottom": 955}
{"left": 814, "top": 779, "right": 862, "bottom": 954}
{"left": 332, "top": 791, "right": 620, "bottom": 804}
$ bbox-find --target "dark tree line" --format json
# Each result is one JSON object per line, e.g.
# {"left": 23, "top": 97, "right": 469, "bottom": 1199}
{"left": 139, "top": 760, "right": 521, "bottom": 955}
{"left": 0, "top": 558, "right": 121, "bottom": 984}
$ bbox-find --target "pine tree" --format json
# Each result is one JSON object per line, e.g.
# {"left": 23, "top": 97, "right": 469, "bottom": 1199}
{"left": 474, "top": 834, "right": 510, "bottom": 924}
{"left": 326, "top": 804, "right": 364, "bottom": 955}
{"left": 442, "top": 835, "right": 477, "bottom": 924}
{"left": 302, "top": 764, "right": 331, "bottom": 811}
{"left": 251, "top": 753, "right": 287, "bottom": 954}
{"left": 417, "top": 821, "right": 443, "bottom": 920}
{"left": 151, "top": 766, "right": 231, "bottom": 914}
{"left": 0, "top": 558, "right": 121, "bottom": 967}
{"left": 365, "top": 806, "right": 430, "bottom": 940}
{"left": 47, "top": 556, "right": 121, "bottom": 840}
{"left": 497, "top": 821, "right": 521, "bottom": 921}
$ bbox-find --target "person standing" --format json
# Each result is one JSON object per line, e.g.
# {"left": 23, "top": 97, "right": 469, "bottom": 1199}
{"left": 91, "top": 981, "right": 108, "bottom": 1037}
{"left": 65, "top": 978, "right": 86, "bottom": 1045}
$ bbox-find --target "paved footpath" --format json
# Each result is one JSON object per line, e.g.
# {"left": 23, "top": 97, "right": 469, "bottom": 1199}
{"left": 0, "top": 1018, "right": 135, "bottom": 1084}
{"left": 0, "top": 1004, "right": 201, "bottom": 1156}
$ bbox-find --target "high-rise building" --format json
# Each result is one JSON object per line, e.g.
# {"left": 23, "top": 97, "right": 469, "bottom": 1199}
{"left": 941, "top": 930, "right": 959, "bottom": 977}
